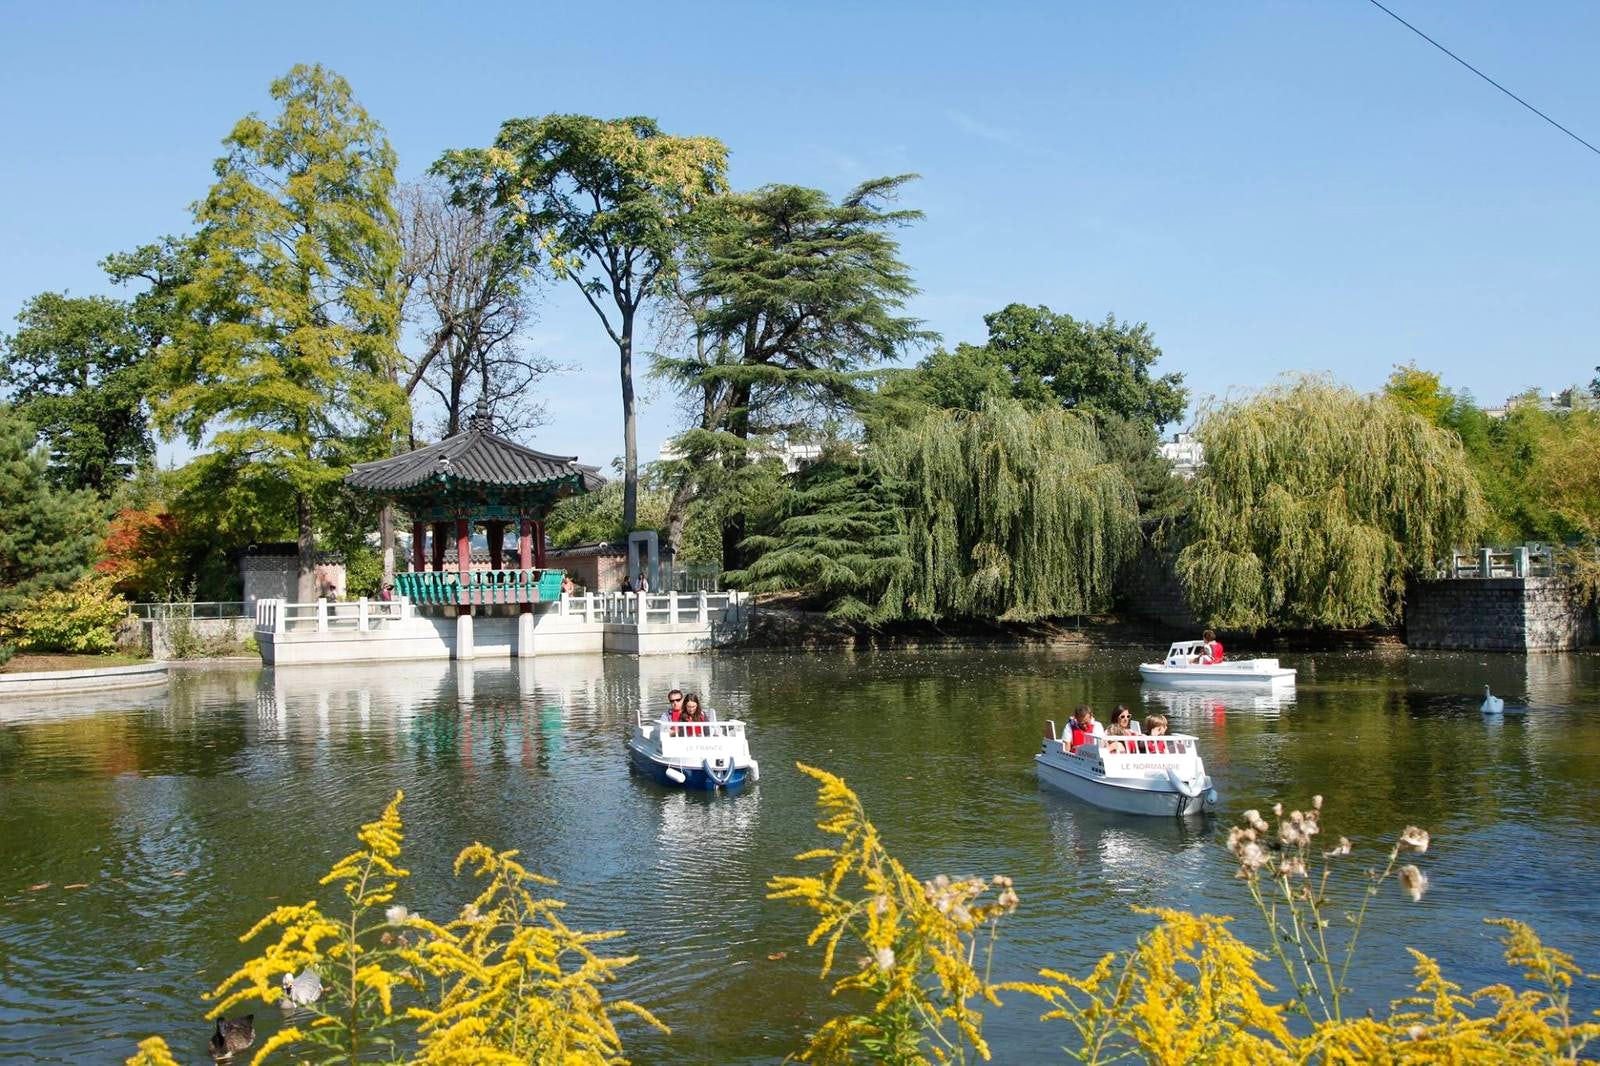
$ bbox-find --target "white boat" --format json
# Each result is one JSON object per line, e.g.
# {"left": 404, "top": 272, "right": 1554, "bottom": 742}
{"left": 1035, "top": 720, "right": 1218, "bottom": 817}
{"left": 627, "top": 707, "right": 759, "bottom": 791}
{"left": 1138, "top": 640, "right": 1295, "bottom": 688}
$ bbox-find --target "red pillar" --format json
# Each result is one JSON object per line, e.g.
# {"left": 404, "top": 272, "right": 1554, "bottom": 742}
{"left": 411, "top": 521, "right": 425, "bottom": 573}
{"left": 486, "top": 520, "right": 506, "bottom": 571}
{"left": 431, "top": 521, "right": 447, "bottom": 573}
{"left": 534, "top": 520, "right": 547, "bottom": 569}
{"left": 456, "top": 518, "right": 472, "bottom": 616}
{"left": 518, "top": 518, "right": 533, "bottom": 570}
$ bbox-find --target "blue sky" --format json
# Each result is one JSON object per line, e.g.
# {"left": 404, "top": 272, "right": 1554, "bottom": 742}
{"left": 2, "top": 1, "right": 1596, "bottom": 470}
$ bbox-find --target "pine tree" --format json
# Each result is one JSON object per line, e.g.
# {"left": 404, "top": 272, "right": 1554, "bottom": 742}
{"left": 0, "top": 405, "right": 104, "bottom": 620}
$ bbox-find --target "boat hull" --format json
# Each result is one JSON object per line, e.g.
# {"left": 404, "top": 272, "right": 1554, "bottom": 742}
{"left": 1034, "top": 753, "right": 1213, "bottom": 817}
{"left": 1139, "top": 664, "right": 1295, "bottom": 688}
{"left": 629, "top": 742, "right": 751, "bottom": 791}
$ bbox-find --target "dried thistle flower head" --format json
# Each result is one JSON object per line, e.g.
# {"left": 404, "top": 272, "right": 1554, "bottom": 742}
{"left": 1399, "top": 826, "right": 1430, "bottom": 853}
{"left": 385, "top": 904, "right": 409, "bottom": 925}
{"left": 1399, "top": 864, "right": 1429, "bottom": 902}
{"left": 1272, "top": 803, "right": 1283, "bottom": 818}
{"left": 874, "top": 946, "right": 895, "bottom": 971}
{"left": 1312, "top": 794, "right": 1323, "bottom": 811}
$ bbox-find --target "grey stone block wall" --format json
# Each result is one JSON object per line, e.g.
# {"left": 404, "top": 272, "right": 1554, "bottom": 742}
{"left": 1405, "top": 577, "right": 1595, "bottom": 652}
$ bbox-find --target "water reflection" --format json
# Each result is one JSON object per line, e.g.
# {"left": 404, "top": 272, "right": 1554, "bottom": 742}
{"left": 1140, "top": 684, "right": 1297, "bottom": 721}
{"left": 0, "top": 648, "right": 1595, "bottom": 1064}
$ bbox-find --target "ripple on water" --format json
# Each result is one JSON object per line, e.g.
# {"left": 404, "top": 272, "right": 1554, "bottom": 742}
{"left": 0, "top": 650, "right": 1598, "bottom": 1063}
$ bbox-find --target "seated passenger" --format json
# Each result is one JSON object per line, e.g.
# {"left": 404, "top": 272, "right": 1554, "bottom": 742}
{"left": 1143, "top": 713, "right": 1169, "bottom": 753}
{"left": 1112, "top": 705, "right": 1140, "bottom": 734}
{"left": 681, "top": 693, "right": 708, "bottom": 723}
{"left": 1068, "top": 705, "right": 1098, "bottom": 752}
{"left": 1201, "top": 628, "right": 1224, "bottom": 665}
{"left": 666, "top": 688, "right": 685, "bottom": 722}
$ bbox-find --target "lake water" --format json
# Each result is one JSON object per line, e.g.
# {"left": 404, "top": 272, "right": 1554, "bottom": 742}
{"left": 1, "top": 648, "right": 1596, "bottom": 1062}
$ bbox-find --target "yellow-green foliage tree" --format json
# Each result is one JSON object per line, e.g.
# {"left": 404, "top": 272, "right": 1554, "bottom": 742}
{"left": 156, "top": 65, "right": 408, "bottom": 602}
{"left": 1178, "top": 377, "right": 1485, "bottom": 630}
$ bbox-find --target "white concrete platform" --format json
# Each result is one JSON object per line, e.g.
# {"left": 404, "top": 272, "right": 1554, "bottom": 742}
{"left": 255, "top": 592, "right": 749, "bottom": 666}
{"left": 0, "top": 661, "right": 169, "bottom": 698}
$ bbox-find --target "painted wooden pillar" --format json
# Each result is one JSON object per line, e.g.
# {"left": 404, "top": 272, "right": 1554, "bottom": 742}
{"left": 431, "top": 521, "right": 447, "bottom": 573}
{"left": 534, "top": 520, "right": 547, "bottom": 569}
{"left": 518, "top": 518, "right": 533, "bottom": 569}
{"left": 411, "top": 521, "right": 425, "bottom": 573}
{"left": 456, "top": 518, "right": 472, "bottom": 574}
{"left": 486, "top": 520, "right": 506, "bottom": 571}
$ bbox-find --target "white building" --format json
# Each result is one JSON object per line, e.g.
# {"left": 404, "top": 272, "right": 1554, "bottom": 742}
{"left": 1158, "top": 432, "right": 1205, "bottom": 478}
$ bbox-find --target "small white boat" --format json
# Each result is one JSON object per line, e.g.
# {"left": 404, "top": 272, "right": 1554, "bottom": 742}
{"left": 1035, "top": 720, "right": 1218, "bottom": 817}
{"left": 628, "top": 707, "right": 759, "bottom": 791}
{"left": 1138, "top": 640, "right": 1296, "bottom": 688}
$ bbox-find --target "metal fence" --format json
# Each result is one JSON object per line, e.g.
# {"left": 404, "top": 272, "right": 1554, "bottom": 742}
{"left": 128, "top": 601, "right": 249, "bottom": 620}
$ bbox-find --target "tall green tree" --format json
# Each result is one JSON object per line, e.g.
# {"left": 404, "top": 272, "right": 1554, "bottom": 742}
{"left": 656, "top": 177, "right": 929, "bottom": 566}
{"left": 0, "top": 237, "right": 191, "bottom": 495}
{"left": 1177, "top": 377, "right": 1485, "bottom": 631}
{"left": 0, "top": 405, "right": 104, "bottom": 620}
{"left": 438, "top": 116, "right": 727, "bottom": 531}
{"left": 156, "top": 65, "right": 407, "bottom": 600}
{"left": 898, "top": 304, "right": 1187, "bottom": 428}
{"left": 734, "top": 448, "right": 909, "bottom": 621}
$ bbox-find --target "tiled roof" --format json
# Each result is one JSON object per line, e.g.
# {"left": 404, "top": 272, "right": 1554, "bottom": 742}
{"left": 347, "top": 425, "right": 604, "bottom": 495}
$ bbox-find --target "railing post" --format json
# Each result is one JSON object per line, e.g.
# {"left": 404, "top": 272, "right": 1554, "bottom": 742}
{"left": 584, "top": 592, "right": 595, "bottom": 624}
{"left": 669, "top": 590, "right": 680, "bottom": 624}
{"left": 358, "top": 597, "right": 369, "bottom": 633}
{"left": 698, "top": 590, "right": 709, "bottom": 625}
{"left": 636, "top": 590, "right": 647, "bottom": 629}
{"left": 274, "top": 600, "right": 285, "bottom": 636}
{"left": 316, "top": 597, "right": 329, "bottom": 633}
{"left": 1479, "top": 548, "right": 1493, "bottom": 579}
{"left": 1513, "top": 545, "right": 1529, "bottom": 579}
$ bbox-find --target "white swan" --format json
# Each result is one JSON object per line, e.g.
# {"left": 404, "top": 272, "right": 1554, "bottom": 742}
{"left": 1481, "top": 686, "right": 1505, "bottom": 714}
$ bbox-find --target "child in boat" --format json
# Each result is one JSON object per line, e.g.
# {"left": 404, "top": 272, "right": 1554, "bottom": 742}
{"left": 1143, "top": 713, "right": 1169, "bottom": 753}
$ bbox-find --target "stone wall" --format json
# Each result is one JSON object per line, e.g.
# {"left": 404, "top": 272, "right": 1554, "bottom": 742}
{"left": 1405, "top": 577, "right": 1595, "bottom": 652}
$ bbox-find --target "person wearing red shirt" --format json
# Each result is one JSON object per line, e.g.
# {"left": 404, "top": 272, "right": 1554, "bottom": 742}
{"left": 1067, "top": 705, "right": 1100, "bottom": 752}
{"left": 1201, "top": 628, "right": 1224, "bottom": 665}
{"left": 666, "top": 688, "right": 685, "bottom": 721}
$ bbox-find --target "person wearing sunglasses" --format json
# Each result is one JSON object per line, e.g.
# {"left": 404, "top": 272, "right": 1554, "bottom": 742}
{"left": 666, "top": 689, "right": 685, "bottom": 722}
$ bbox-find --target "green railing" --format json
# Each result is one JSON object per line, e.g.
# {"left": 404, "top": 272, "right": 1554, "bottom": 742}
{"left": 394, "top": 569, "right": 564, "bottom": 607}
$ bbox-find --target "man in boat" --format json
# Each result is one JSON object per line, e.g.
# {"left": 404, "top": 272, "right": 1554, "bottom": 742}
{"left": 666, "top": 689, "right": 685, "bottom": 721}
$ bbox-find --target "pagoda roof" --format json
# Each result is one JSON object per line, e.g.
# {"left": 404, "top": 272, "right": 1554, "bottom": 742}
{"left": 347, "top": 419, "right": 604, "bottom": 497}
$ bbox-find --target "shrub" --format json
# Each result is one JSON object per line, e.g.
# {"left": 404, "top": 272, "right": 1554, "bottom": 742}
{"left": 3, "top": 573, "right": 129, "bottom": 654}
{"left": 0, "top": 644, "right": 13, "bottom": 668}
{"left": 131, "top": 791, "right": 662, "bottom": 1064}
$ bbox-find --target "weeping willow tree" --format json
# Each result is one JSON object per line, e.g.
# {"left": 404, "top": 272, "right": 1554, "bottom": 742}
{"left": 1177, "top": 377, "right": 1485, "bottom": 631}
{"left": 873, "top": 398, "right": 1138, "bottom": 621}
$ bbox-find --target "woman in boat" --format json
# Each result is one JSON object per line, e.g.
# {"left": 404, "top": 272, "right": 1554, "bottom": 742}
{"left": 1201, "top": 629, "right": 1224, "bottom": 664}
{"left": 680, "top": 693, "right": 708, "bottom": 723}
{"left": 1111, "top": 705, "right": 1140, "bottom": 734}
